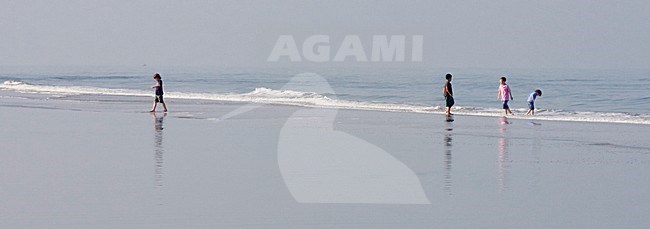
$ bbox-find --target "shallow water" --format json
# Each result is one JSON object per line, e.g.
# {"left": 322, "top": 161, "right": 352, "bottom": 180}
{"left": 1, "top": 66, "right": 649, "bottom": 124}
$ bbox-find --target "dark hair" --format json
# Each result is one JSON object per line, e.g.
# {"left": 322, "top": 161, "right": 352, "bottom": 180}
{"left": 535, "top": 89, "right": 542, "bottom": 96}
{"left": 153, "top": 73, "right": 161, "bottom": 79}
{"left": 500, "top": 76, "right": 507, "bottom": 82}
{"left": 445, "top": 73, "right": 452, "bottom": 80}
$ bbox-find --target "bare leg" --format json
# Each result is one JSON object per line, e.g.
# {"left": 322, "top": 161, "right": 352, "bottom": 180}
{"left": 150, "top": 101, "right": 157, "bottom": 112}
{"left": 161, "top": 102, "right": 168, "bottom": 112}
{"left": 445, "top": 107, "right": 453, "bottom": 116}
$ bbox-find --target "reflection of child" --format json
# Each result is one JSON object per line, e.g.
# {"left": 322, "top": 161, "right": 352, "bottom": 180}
{"left": 149, "top": 73, "right": 168, "bottom": 113}
{"left": 496, "top": 76, "right": 513, "bottom": 115}
{"left": 525, "top": 89, "right": 542, "bottom": 115}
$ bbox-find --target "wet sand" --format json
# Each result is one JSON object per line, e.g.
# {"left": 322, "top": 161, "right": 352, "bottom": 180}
{"left": 1, "top": 99, "right": 649, "bottom": 228}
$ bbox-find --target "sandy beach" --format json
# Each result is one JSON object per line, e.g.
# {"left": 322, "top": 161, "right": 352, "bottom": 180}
{"left": 3, "top": 0, "right": 650, "bottom": 227}
{"left": 1, "top": 95, "right": 649, "bottom": 228}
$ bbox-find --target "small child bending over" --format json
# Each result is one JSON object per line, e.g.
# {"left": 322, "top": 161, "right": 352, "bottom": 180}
{"left": 525, "top": 89, "right": 542, "bottom": 115}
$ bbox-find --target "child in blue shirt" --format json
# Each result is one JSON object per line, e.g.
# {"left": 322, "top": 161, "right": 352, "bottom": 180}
{"left": 525, "top": 89, "right": 542, "bottom": 115}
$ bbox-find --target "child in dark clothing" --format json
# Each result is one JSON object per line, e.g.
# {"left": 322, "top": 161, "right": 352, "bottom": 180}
{"left": 149, "top": 73, "right": 168, "bottom": 113}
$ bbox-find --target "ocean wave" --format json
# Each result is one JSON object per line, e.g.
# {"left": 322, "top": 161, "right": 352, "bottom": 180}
{"left": 3, "top": 80, "right": 24, "bottom": 86}
{"left": 2, "top": 80, "right": 649, "bottom": 125}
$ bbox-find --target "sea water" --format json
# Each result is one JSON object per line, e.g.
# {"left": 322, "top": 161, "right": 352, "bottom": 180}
{"left": 1, "top": 65, "right": 649, "bottom": 124}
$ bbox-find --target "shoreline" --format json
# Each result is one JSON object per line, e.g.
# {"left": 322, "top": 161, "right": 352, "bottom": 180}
{"left": 1, "top": 98, "right": 649, "bottom": 227}
{"left": 1, "top": 87, "right": 649, "bottom": 126}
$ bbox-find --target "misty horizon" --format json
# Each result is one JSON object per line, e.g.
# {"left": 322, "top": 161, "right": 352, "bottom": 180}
{"left": 1, "top": 0, "right": 649, "bottom": 70}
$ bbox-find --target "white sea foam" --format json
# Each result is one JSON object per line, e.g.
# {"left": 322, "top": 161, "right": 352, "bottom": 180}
{"left": 2, "top": 81, "right": 649, "bottom": 125}
{"left": 3, "top": 80, "right": 24, "bottom": 86}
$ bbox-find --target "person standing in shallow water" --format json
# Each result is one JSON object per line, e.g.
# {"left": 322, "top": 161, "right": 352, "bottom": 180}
{"left": 497, "top": 76, "right": 513, "bottom": 115}
{"left": 150, "top": 73, "right": 168, "bottom": 112}
{"left": 443, "top": 73, "right": 454, "bottom": 116}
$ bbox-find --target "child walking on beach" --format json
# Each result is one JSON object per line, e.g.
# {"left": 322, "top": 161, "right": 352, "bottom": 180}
{"left": 497, "top": 76, "right": 513, "bottom": 115}
{"left": 443, "top": 73, "right": 454, "bottom": 116}
{"left": 525, "top": 89, "right": 542, "bottom": 115}
{"left": 149, "top": 73, "right": 168, "bottom": 112}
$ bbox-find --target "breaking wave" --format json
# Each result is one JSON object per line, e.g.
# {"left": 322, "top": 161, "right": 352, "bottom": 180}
{"left": 2, "top": 80, "right": 649, "bottom": 125}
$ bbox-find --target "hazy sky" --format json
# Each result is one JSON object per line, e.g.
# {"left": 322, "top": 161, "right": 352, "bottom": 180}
{"left": 1, "top": 0, "right": 649, "bottom": 69}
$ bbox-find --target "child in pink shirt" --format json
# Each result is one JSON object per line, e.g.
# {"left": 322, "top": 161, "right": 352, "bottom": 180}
{"left": 497, "top": 76, "right": 514, "bottom": 115}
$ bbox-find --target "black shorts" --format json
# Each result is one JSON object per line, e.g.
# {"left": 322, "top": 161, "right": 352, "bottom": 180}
{"left": 502, "top": 100, "right": 509, "bottom": 109}
{"left": 154, "top": 95, "right": 165, "bottom": 103}
{"left": 445, "top": 96, "right": 455, "bottom": 108}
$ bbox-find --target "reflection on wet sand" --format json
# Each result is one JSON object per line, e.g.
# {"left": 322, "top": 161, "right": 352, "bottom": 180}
{"left": 498, "top": 116, "right": 510, "bottom": 192}
{"left": 443, "top": 118, "right": 453, "bottom": 194}
{"left": 152, "top": 113, "right": 166, "bottom": 188}
{"left": 529, "top": 128, "right": 542, "bottom": 190}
